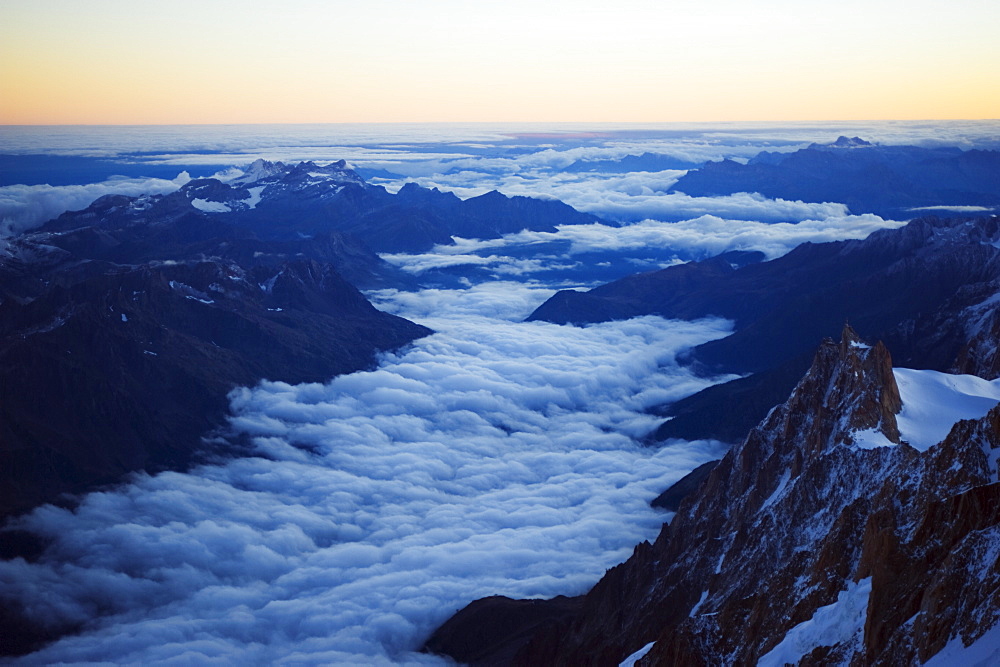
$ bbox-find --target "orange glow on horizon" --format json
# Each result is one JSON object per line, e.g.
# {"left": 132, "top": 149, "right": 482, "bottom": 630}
{"left": 2, "top": 0, "right": 998, "bottom": 126}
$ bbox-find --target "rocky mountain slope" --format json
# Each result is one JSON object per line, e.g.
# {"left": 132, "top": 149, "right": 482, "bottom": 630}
{"left": 0, "top": 257, "right": 430, "bottom": 521}
{"left": 668, "top": 136, "right": 1000, "bottom": 219}
{"left": 530, "top": 215, "right": 1000, "bottom": 443}
{"left": 426, "top": 326, "right": 1000, "bottom": 665}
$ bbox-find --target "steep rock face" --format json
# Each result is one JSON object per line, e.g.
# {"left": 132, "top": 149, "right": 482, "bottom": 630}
{"left": 432, "top": 327, "right": 1000, "bottom": 665}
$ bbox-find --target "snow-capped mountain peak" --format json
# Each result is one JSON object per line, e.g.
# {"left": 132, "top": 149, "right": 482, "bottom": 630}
{"left": 227, "top": 158, "right": 289, "bottom": 185}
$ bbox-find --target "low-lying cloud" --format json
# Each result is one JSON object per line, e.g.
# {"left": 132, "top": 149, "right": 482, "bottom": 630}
{"left": 541, "top": 214, "right": 906, "bottom": 260}
{"left": 383, "top": 214, "right": 906, "bottom": 278}
{"left": 3, "top": 121, "right": 997, "bottom": 163}
{"left": 2, "top": 120, "right": 992, "bottom": 664}
{"left": 1, "top": 283, "right": 733, "bottom": 664}
{"left": 389, "top": 170, "right": 861, "bottom": 224}
{"left": 0, "top": 173, "right": 191, "bottom": 238}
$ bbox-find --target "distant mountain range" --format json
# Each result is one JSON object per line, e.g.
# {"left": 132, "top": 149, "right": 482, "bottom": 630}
{"left": 669, "top": 136, "right": 1000, "bottom": 219}
{"left": 77, "top": 158, "right": 600, "bottom": 254}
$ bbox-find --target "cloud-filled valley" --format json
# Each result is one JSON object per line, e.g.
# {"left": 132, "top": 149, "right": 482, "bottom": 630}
{"left": 1, "top": 283, "right": 732, "bottom": 664}
{"left": 3, "top": 121, "right": 1000, "bottom": 664}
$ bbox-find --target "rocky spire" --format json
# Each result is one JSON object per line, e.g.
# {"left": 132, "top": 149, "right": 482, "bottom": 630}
{"left": 780, "top": 322, "right": 902, "bottom": 455}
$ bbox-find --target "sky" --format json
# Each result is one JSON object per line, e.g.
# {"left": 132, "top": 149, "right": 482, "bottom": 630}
{"left": 1, "top": 0, "right": 998, "bottom": 124}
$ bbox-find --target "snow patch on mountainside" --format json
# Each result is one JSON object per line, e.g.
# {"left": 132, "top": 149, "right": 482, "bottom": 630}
{"left": 760, "top": 470, "right": 792, "bottom": 511}
{"left": 619, "top": 642, "right": 655, "bottom": 667}
{"left": 757, "top": 577, "right": 872, "bottom": 667}
{"left": 854, "top": 369, "right": 1000, "bottom": 451}
{"left": 923, "top": 622, "right": 1000, "bottom": 667}
{"left": 191, "top": 198, "right": 231, "bottom": 213}
{"left": 244, "top": 186, "right": 265, "bottom": 209}
{"left": 227, "top": 158, "right": 288, "bottom": 185}
{"left": 894, "top": 368, "right": 1000, "bottom": 451}
{"left": 851, "top": 426, "right": 897, "bottom": 450}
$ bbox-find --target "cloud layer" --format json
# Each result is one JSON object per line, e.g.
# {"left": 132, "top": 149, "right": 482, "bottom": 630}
{"left": 1, "top": 283, "right": 733, "bottom": 664}
{"left": 545, "top": 214, "right": 904, "bottom": 260}
{"left": 382, "top": 214, "right": 906, "bottom": 280}
{"left": 4, "top": 121, "right": 993, "bottom": 241}
{"left": 380, "top": 167, "right": 887, "bottom": 227}
{"left": 0, "top": 173, "right": 190, "bottom": 238}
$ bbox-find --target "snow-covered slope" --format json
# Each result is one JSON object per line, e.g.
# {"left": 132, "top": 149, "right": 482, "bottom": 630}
{"left": 895, "top": 368, "right": 1000, "bottom": 452}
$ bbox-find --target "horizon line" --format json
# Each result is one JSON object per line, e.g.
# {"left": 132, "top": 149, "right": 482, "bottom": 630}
{"left": 2, "top": 118, "right": 999, "bottom": 129}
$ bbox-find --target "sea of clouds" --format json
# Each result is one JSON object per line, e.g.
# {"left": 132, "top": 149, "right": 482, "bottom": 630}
{"left": 5, "top": 120, "right": 997, "bottom": 244}
{"left": 383, "top": 170, "right": 861, "bottom": 224}
{"left": 1, "top": 282, "right": 733, "bottom": 664}
{"left": 2, "top": 121, "right": 997, "bottom": 663}
{"left": 3, "top": 120, "right": 997, "bottom": 164}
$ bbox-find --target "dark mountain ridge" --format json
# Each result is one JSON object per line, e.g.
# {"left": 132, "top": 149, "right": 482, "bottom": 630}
{"left": 40, "top": 159, "right": 603, "bottom": 255}
{"left": 530, "top": 215, "right": 1000, "bottom": 443}
{"left": 669, "top": 136, "right": 1000, "bottom": 219}
{"left": 0, "top": 255, "right": 430, "bottom": 523}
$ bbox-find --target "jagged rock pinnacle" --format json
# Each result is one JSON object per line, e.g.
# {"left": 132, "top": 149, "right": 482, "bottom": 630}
{"left": 780, "top": 324, "right": 902, "bottom": 456}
